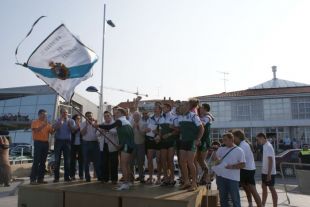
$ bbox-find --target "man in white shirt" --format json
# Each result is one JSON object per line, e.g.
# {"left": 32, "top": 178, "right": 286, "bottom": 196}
{"left": 213, "top": 132, "right": 245, "bottom": 207}
{"left": 256, "top": 133, "right": 278, "bottom": 207}
{"left": 80, "top": 111, "right": 101, "bottom": 182}
{"left": 233, "top": 129, "right": 262, "bottom": 207}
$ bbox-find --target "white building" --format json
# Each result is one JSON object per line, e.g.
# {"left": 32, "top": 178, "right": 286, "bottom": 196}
{"left": 196, "top": 66, "right": 310, "bottom": 150}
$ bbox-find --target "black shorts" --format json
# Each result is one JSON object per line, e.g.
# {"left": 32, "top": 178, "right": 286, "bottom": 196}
{"left": 160, "top": 140, "right": 175, "bottom": 149}
{"left": 120, "top": 144, "right": 134, "bottom": 154}
{"left": 261, "top": 174, "right": 276, "bottom": 186}
{"left": 145, "top": 137, "right": 160, "bottom": 150}
{"left": 240, "top": 169, "right": 256, "bottom": 185}
{"left": 179, "top": 140, "right": 196, "bottom": 152}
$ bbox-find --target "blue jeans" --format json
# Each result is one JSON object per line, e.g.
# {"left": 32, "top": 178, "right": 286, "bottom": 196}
{"left": 82, "top": 141, "right": 101, "bottom": 181}
{"left": 30, "top": 141, "right": 49, "bottom": 182}
{"left": 54, "top": 139, "right": 71, "bottom": 180}
{"left": 217, "top": 176, "right": 241, "bottom": 207}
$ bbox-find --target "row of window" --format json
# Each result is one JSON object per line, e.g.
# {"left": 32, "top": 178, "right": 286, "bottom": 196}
{"left": 208, "top": 97, "right": 310, "bottom": 121}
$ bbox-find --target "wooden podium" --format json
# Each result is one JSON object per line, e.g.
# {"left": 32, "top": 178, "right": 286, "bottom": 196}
{"left": 18, "top": 181, "right": 208, "bottom": 207}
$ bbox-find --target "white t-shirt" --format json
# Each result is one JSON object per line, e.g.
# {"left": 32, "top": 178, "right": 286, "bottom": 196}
{"left": 215, "top": 146, "right": 246, "bottom": 181}
{"left": 239, "top": 140, "right": 256, "bottom": 170}
{"left": 262, "top": 141, "right": 276, "bottom": 175}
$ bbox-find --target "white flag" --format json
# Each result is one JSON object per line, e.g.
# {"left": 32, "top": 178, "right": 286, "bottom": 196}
{"left": 25, "top": 24, "right": 97, "bottom": 101}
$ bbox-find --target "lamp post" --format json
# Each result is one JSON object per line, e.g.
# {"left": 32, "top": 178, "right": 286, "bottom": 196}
{"left": 98, "top": 4, "right": 115, "bottom": 122}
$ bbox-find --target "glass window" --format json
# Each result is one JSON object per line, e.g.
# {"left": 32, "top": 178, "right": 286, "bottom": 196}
{"left": 21, "top": 96, "right": 37, "bottom": 106}
{"left": 291, "top": 97, "right": 310, "bottom": 120}
{"left": 5, "top": 98, "right": 21, "bottom": 106}
{"left": 3, "top": 106, "right": 19, "bottom": 114}
{"left": 37, "top": 95, "right": 56, "bottom": 105}
{"left": 232, "top": 100, "right": 263, "bottom": 121}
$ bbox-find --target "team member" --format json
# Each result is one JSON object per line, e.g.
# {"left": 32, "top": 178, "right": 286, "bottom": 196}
{"left": 159, "top": 103, "right": 178, "bottom": 186}
{"left": 70, "top": 114, "right": 83, "bottom": 180}
{"left": 99, "top": 107, "right": 135, "bottom": 190}
{"left": 256, "top": 133, "right": 278, "bottom": 207}
{"left": 145, "top": 105, "right": 163, "bottom": 184}
{"left": 99, "top": 111, "right": 119, "bottom": 184}
{"left": 233, "top": 129, "right": 262, "bottom": 207}
{"left": 80, "top": 112, "right": 101, "bottom": 182}
{"left": 177, "top": 101, "right": 204, "bottom": 191}
{"left": 213, "top": 133, "right": 246, "bottom": 207}
{"left": 30, "top": 109, "right": 54, "bottom": 184}
{"left": 53, "top": 108, "right": 75, "bottom": 182}
{"left": 196, "top": 104, "right": 212, "bottom": 185}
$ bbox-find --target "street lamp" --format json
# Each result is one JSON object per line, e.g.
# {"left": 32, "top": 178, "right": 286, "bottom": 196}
{"left": 86, "top": 86, "right": 100, "bottom": 94}
{"left": 98, "top": 4, "right": 115, "bottom": 122}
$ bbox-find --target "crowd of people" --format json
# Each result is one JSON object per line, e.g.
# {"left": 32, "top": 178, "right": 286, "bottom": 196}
{"left": 29, "top": 99, "right": 279, "bottom": 207}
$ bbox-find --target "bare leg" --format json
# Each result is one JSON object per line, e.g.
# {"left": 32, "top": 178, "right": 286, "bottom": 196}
{"left": 268, "top": 186, "right": 278, "bottom": 207}
{"left": 167, "top": 147, "right": 175, "bottom": 182}
{"left": 160, "top": 149, "right": 168, "bottom": 182}
{"left": 262, "top": 183, "right": 268, "bottom": 206}
{"left": 156, "top": 150, "right": 162, "bottom": 182}
{"left": 249, "top": 184, "right": 262, "bottom": 207}
{"left": 242, "top": 184, "right": 253, "bottom": 206}
{"left": 187, "top": 151, "right": 197, "bottom": 189}
{"left": 147, "top": 150, "right": 154, "bottom": 182}
{"left": 180, "top": 150, "right": 189, "bottom": 186}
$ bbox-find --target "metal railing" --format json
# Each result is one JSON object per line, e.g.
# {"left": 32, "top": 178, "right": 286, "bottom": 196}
{"left": 279, "top": 162, "right": 310, "bottom": 205}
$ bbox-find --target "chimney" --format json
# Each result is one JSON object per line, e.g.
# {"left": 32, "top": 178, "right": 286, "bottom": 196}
{"left": 163, "top": 97, "right": 166, "bottom": 100}
{"left": 168, "top": 97, "right": 171, "bottom": 100}
{"left": 272, "top": 66, "right": 277, "bottom": 80}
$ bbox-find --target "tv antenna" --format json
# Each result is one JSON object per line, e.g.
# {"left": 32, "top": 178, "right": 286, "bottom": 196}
{"left": 217, "top": 71, "right": 229, "bottom": 92}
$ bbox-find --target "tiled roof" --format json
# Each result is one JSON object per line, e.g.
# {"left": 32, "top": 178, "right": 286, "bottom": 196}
{"left": 197, "top": 86, "right": 310, "bottom": 99}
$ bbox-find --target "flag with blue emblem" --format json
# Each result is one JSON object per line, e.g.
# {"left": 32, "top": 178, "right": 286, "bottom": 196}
{"left": 16, "top": 18, "right": 98, "bottom": 101}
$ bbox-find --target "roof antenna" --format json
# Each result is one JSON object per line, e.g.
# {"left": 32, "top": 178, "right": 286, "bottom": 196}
{"left": 217, "top": 71, "right": 229, "bottom": 92}
{"left": 272, "top": 66, "right": 277, "bottom": 80}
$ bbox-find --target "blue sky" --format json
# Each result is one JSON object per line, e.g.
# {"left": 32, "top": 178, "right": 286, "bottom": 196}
{"left": 1, "top": 0, "right": 310, "bottom": 105}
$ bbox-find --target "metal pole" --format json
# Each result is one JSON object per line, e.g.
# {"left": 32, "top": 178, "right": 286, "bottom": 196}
{"left": 99, "top": 4, "right": 106, "bottom": 122}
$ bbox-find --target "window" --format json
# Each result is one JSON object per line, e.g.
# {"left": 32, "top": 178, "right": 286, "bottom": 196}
{"left": 291, "top": 97, "right": 310, "bottom": 119}
{"left": 231, "top": 100, "right": 263, "bottom": 121}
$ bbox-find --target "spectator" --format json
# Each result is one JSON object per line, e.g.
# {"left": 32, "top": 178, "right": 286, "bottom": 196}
{"left": 256, "top": 133, "right": 278, "bottom": 207}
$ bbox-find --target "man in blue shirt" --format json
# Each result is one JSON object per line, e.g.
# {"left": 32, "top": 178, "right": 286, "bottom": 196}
{"left": 53, "top": 108, "right": 75, "bottom": 182}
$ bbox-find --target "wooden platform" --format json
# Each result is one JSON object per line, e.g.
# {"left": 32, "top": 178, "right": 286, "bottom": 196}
{"left": 18, "top": 181, "right": 208, "bottom": 207}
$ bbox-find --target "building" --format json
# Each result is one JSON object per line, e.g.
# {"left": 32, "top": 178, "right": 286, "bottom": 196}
{"left": 196, "top": 66, "right": 310, "bottom": 150}
{"left": 118, "top": 97, "right": 175, "bottom": 113}
{"left": 0, "top": 85, "right": 106, "bottom": 145}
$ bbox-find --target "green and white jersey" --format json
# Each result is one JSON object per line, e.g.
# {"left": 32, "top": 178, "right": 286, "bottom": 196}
{"left": 159, "top": 112, "right": 176, "bottom": 142}
{"left": 116, "top": 116, "right": 135, "bottom": 148}
{"left": 177, "top": 112, "right": 202, "bottom": 141}
{"left": 200, "top": 115, "right": 211, "bottom": 145}
{"left": 146, "top": 115, "right": 164, "bottom": 138}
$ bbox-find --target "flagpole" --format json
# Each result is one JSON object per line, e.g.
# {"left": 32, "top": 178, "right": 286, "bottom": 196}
{"left": 98, "top": 4, "right": 106, "bottom": 123}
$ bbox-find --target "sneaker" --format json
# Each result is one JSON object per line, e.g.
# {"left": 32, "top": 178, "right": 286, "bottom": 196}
{"left": 115, "top": 183, "right": 130, "bottom": 191}
{"left": 64, "top": 178, "right": 72, "bottom": 182}
{"left": 30, "top": 181, "right": 39, "bottom": 185}
{"left": 37, "top": 180, "right": 48, "bottom": 184}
